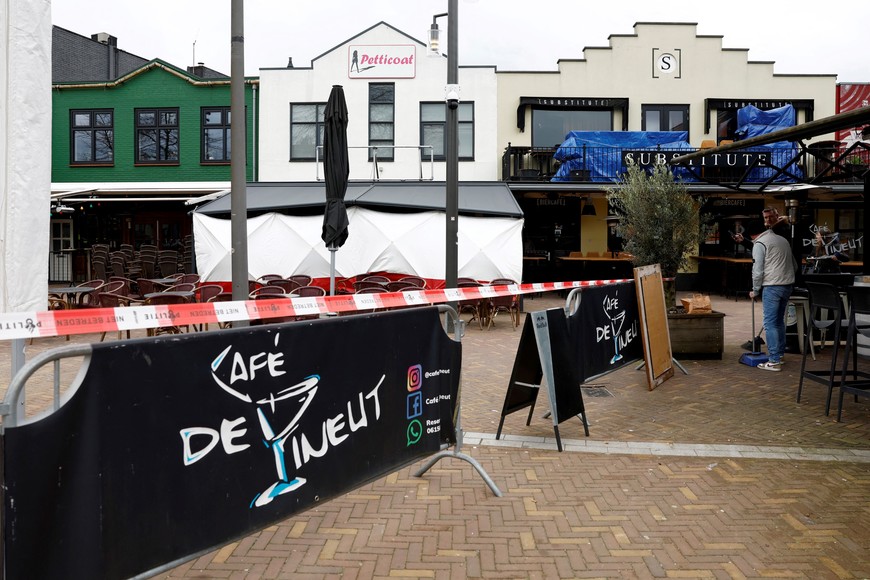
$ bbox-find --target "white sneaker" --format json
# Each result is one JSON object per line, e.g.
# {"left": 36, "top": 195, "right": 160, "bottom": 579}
{"left": 757, "top": 361, "right": 782, "bottom": 372}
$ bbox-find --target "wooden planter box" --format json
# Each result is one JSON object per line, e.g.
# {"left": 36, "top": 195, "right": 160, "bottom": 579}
{"left": 667, "top": 310, "right": 725, "bottom": 359}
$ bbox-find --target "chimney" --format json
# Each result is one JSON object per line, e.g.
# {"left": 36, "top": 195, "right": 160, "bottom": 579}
{"left": 187, "top": 62, "right": 206, "bottom": 78}
{"left": 287, "top": 57, "right": 294, "bottom": 68}
{"left": 91, "top": 32, "right": 117, "bottom": 46}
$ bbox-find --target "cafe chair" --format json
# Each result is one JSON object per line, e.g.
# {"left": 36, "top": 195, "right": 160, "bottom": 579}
{"left": 288, "top": 274, "right": 313, "bottom": 287}
{"left": 457, "top": 281, "right": 486, "bottom": 330}
{"left": 164, "top": 282, "right": 197, "bottom": 294}
{"left": 386, "top": 280, "right": 418, "bottom": 292}
{"left": 197, "top": 284, "right": 224, "bottom": 304}
{"left": 486, "top": 278, "right": 520, "bottom": 330}
{"left": 249, "top": 285, "right": 285, "bottom": 298}
{"left": 35, "top": 296, "right": 71, "bottom": 343}
{"left": 97, "top": 291, "right": 142, "bottom": 341}
{"left": 143, "top": 293, "right": 190, "bottom": 335}
{"left": 398, "top": 276, "right": 426, "bottom": 288}
{"left": 75, "top": 279, "right": 107, "bottom": 308}
{"left": 797, "top": 281, "right": 853, "bottom": 415}
{"left": 267, "top": 278, "right": 302, "bottom": 293}
{"left": 834, "top": 285, "right": 870, "bottom": 422}
{"left": 206, "top": 291, "right": 235, "bottom": 330}
{"left": 176, "top": 273, "right": 201, "bottom": 285}
{"left": 290, "top": 285, "right": 327, "bottom": 298}
{"left": 361, "top": 275, "right": 390, "bottom": 284}
{"left": 109, "top": 276, "right": 141, "bottom": 299}
{"left": 257, "top": 274, "right": 284, "bottom": 284}
{"left": 354, "top": 279, "right": 386, "bottom": 292}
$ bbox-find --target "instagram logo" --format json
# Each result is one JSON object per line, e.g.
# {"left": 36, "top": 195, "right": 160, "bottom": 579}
{"left": 407, "top": 364, "right": 422, "bottom": 391}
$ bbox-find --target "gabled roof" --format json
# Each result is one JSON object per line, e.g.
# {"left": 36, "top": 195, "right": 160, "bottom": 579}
{"left": 311, "top": 21, "right": 427, "bottom": 66}
{"left": 192, "top": 181, "right": 524, "bottom": 218}
{"left": 52, "top": 25, "right": 149, "bottom": 83}
{"left": 53, "top": 58, "right": 257, "bottom": 89}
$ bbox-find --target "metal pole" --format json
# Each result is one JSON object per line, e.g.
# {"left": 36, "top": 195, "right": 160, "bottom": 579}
{"left": 445, "top": 0, "right": 459, "bottom": 292}
{"left": 230, "top": 0, "right": 249, "bottom": 304}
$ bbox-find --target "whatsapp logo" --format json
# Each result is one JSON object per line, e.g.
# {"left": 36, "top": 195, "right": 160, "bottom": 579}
{"left": 406, "top": 419, "right": 422, "bottom": 446}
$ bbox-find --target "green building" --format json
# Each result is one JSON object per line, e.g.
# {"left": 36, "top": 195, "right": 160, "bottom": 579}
{"left": 50, "top": 27, "right": 258, "bottom": 280}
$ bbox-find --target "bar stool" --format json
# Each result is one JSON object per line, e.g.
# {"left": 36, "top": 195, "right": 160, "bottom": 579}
{"left": 796, "top": 282, "right": 852, "bottom": 415}
{"left": 835, "top": 285, "right": 870, "bottom": 421}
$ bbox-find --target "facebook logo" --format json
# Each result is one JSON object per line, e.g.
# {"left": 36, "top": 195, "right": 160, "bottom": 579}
{"left": 407, "top": 391, "right": 422, "bottom": 419}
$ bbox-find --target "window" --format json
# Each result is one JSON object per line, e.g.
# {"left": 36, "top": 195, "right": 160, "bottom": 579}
{"left": 420, "top": 102, "right": 475, "bottom": 160}
{"left": 290, "top": 103, "right": 325, "bottom": 160}
{"left": 70, "top": 109, "right": 114, "bottom": 164}
{"left": 531, "top": 109, "right": 611, "bottom": 148}
{"left": 717, "top": 110, "right": 738, "bottom": 142}
{"left": 642, "top": 105, "right": 688, "bottom": 132}
{"left": 369, "top": 83, "right": 394, "bottom": 161}
{"left": 202, "top": 107, "right": 231, "bottom": 163}
{"left": 135, "top": 108, "right": 179, "bottom": 163}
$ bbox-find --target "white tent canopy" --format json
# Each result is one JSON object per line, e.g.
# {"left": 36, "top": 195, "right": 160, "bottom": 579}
{"left": 193, "top": 207, "right": 523, "bottom": 283}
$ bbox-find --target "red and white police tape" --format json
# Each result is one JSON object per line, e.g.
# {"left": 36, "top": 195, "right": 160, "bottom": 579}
{"left": 1, "top": 279, "right": 634, "bottom": 341}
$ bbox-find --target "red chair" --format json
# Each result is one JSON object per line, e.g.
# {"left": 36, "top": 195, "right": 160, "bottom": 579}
{"left": 291, "top": 285, "right": 327, "bottom": 297}
{"left": 354, "top": 280, "right": 386, "bottom": 292}
{"left": 267, "top": 279, "right": 302, "bottom": 293}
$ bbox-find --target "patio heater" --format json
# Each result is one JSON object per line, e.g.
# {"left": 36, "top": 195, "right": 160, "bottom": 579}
{"left": 606, "top": 215, "right": 621, "bottom": 258}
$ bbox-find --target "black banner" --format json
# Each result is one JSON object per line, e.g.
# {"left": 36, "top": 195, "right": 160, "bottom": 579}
{"left": 567, "top": 282, "right": 643, "bottom": 382}
{"left": 2, "top": 307, "right": 459, "bottom": 579}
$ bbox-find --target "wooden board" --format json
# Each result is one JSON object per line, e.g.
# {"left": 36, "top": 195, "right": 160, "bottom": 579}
{"left": 634, "top": 264, "right": 674, "bottom": 390}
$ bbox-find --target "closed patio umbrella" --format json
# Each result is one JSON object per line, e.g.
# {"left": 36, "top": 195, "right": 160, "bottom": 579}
{"left": 321, "top": 85, "right": 350, "bottom": 295}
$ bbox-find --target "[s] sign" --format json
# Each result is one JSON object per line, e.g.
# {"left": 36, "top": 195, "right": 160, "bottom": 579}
{"left": 349, "top": 44, "right": 416, "bottom": 79}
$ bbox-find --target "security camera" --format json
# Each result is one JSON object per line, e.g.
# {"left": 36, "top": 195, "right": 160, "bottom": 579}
{"left": 445, "top": 84, "right": 460, "bottom": 110}
{"left": 54, "top": 205, "right": 75, "bottom": 214}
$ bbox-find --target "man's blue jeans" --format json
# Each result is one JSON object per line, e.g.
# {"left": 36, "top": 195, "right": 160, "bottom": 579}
{"left": 761, "top": 284, "right": 793, "bottom": 363}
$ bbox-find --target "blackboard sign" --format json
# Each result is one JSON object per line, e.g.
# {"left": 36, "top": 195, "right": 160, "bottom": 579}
{"left": 2, "top": 307, "right": 460, "bottom": 579}
{"left": 497, "top": 308, "right": 588, "bottom": 451}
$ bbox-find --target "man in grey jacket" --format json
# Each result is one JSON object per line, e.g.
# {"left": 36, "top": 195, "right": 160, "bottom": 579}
{"left": 749, "top": 207, "right": 798, "bottom": 371}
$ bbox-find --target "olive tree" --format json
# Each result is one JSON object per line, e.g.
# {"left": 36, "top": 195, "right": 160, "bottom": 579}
{"left": 606, "top": 161, "right": 705, "bottom": 306}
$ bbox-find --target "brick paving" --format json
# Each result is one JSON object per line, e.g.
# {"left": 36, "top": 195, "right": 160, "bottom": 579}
{"left": 2, "top": 292, "right": 868, "bottom": 579}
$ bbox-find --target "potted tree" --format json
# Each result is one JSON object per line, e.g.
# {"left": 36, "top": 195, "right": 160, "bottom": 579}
{"left": 606, "top": 161, "right": 705, "bottom": 307}
{"left": 606, "top": 162, "right": 724, "bottom": 358}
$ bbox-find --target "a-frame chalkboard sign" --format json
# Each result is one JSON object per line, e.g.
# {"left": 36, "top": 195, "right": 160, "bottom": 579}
{"left": 496, "top": 308, "right": 589, "bottom": 451}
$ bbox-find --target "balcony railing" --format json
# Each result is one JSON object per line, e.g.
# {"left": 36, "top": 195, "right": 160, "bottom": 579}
{"left": 502, "top": 143, "right": 870, "bottom": 186}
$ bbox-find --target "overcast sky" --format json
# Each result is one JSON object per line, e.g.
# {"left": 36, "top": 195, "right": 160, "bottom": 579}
{"left": 52, "top": 0, "right": 869, "bottom": 83}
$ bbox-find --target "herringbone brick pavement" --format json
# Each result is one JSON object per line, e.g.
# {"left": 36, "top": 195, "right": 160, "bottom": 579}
{"left": 163, "top": 451, "right": 869, "bottom": 579}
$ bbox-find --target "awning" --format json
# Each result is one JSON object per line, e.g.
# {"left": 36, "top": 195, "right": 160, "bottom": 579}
{"left": 192, "top": 181, "right": 524, "bottom": 218}
{"left": 51, "top": 182, "right": 231, "bottom": 203}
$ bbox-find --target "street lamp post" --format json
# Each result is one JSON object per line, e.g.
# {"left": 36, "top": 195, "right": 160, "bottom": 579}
{"left": 230, "top": 0, "right": 249, "bottom": 305}
{"left": 417, "top": 3, "right": 502, "bottom": 498}
{"left": 428, "top": 2, "right": 459, "bottom": 292}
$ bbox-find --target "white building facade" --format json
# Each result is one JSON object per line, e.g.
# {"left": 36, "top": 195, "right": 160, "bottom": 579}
{"left": 258, "top": 22, "right": 499, "bottom": 183}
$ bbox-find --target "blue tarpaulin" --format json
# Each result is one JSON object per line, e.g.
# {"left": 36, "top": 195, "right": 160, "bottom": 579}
{"left": 551, "top": 131, "right": 694, "bottom": 182}
{"left": 735, "top": 104, "right": 802, "bottom": 181}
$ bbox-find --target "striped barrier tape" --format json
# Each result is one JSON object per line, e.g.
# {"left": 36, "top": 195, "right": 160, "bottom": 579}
{"left": 3, "top": 278, "right": 635, "bottom": 341}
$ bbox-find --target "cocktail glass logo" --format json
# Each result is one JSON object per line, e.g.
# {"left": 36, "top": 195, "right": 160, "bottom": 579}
{"left": 406, "top": 364, "right": 423, "bottom": 446}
